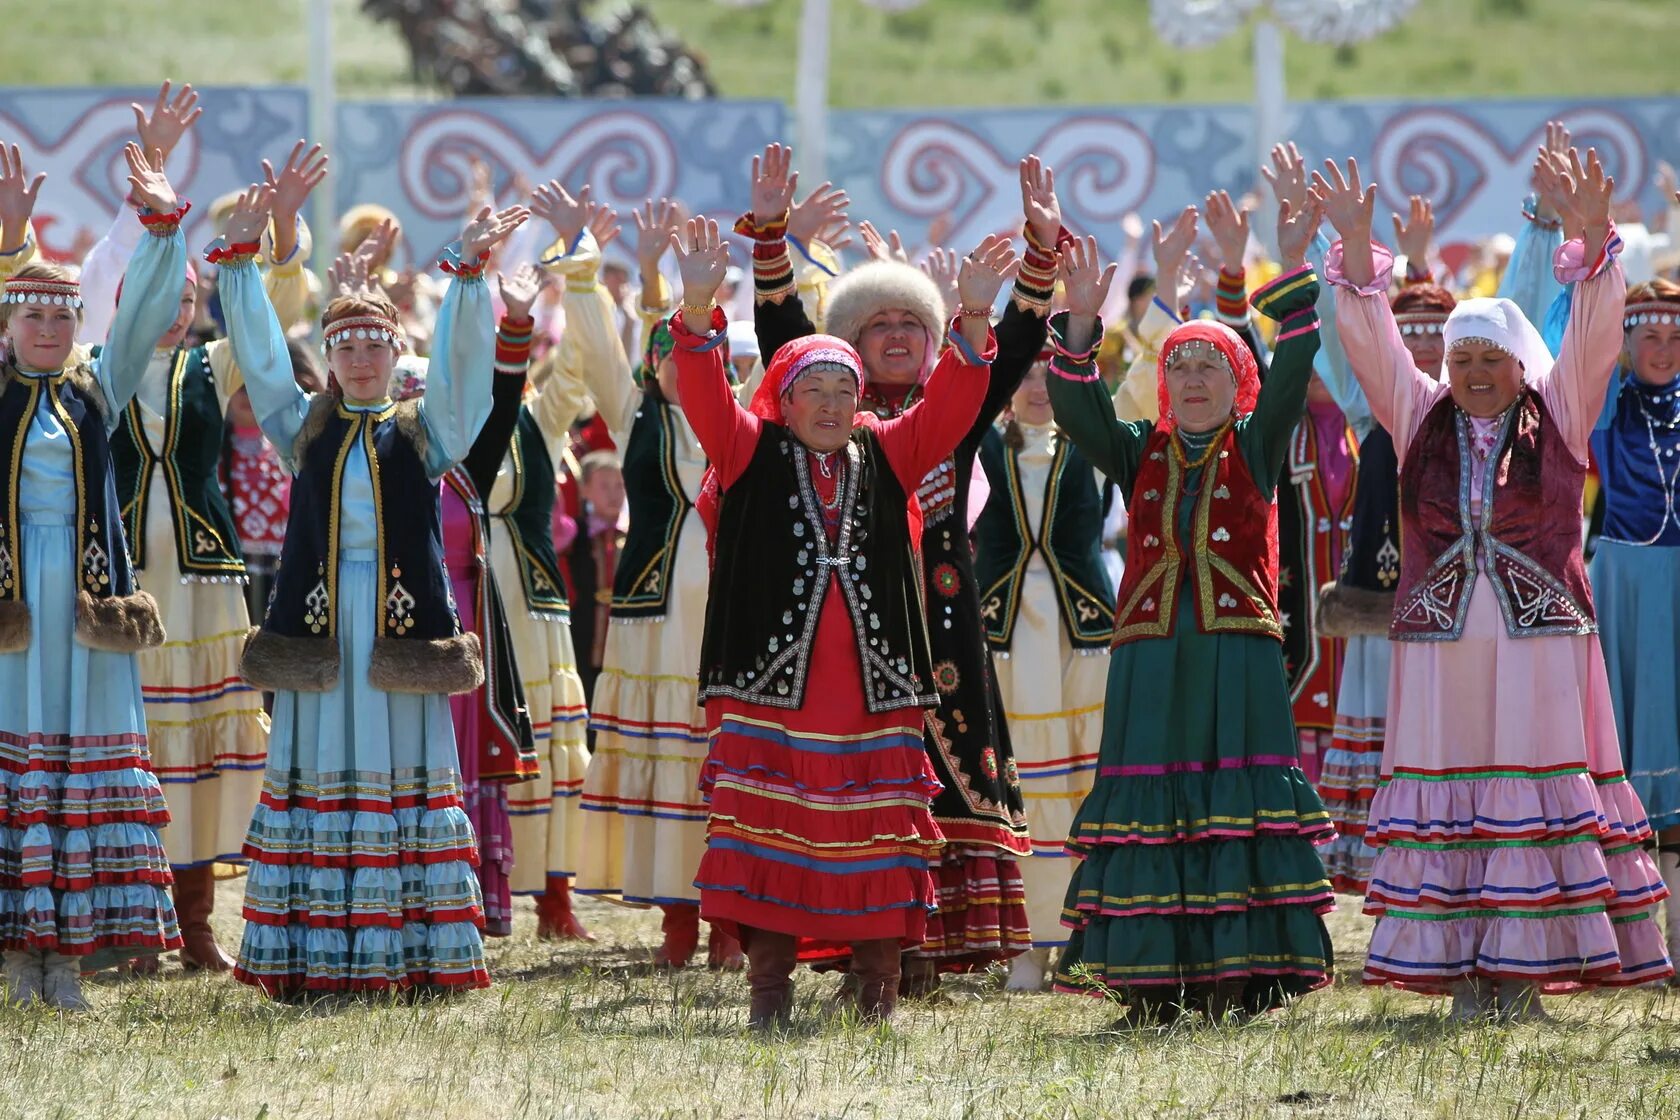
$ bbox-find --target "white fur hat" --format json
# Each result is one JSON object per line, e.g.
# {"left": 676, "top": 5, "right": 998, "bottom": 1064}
{"left": 822, "top": 260, "right": 946, "bottom": 348}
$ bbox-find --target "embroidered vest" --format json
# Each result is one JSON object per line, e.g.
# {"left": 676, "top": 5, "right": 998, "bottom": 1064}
{"left": 1110, "top": 425, "right": 1281, "bottom": 646}
{"left": 444, "top": 467, "right": 537, "bottom": 781}
{"left": 612, "top": 392, "right": 692, "bottom": 619}
{"left": 1339, "top": 425, "right": 1402, "bottom": 593}
{"left": 492, "top": 408, "right": 570, "bottom": 619}
{"left": 240, "top": 395, "right": 483, "bottom": 693}
{"left": 1392, "top": 389, "right": 1596, "bottom": 641}
{"left": 1279, "top": 413, "right": 1357, "bottom": 723}
{"left": 974, "top": 425, "right": 1114, "bottom": 651}
{"left": 107, "top": 345, "right": 246, "bottom": 580}
{"left": 0, "top": 363, "right": 163, "bottom": 652}
{"left": 700, "top": 425, "right": 935, "bottom": 714}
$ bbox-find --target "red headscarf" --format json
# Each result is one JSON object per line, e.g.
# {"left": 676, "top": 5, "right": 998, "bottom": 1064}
{"left": 1155, "top": 319, "right": 1260, "bottom": 432}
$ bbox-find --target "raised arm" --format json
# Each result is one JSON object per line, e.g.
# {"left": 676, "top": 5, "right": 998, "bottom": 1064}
{"left": 261, "top": 139, "right": 329, "bottom": 330}
{"left": 417, "top": 205, "right": 530, "bottom": 477}
{"left": 738, "top": 143, "right": 820, "bottom": 363}
{"left": 668, "top": 218, "right": 758, "bottom": 487}
{"left": 460, "top": 268, "right": 548, "bottom": 496}
{"left": 93, "top": 145, "right": 190, "bottom": 424}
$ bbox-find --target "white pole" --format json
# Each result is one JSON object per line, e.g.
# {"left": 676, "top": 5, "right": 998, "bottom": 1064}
{"left": 794, "top": 0, "right": 832, "bottom": 181}
{"left": 1252, "top": 18, "right": 1288, "bottom": 255}
{"left": 307, "top": 0, "right": 337, "bottom": 285}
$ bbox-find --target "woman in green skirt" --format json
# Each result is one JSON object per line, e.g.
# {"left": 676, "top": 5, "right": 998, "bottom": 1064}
{"left": 1045, "top": 192, "right": 1335, "bottom": 1026}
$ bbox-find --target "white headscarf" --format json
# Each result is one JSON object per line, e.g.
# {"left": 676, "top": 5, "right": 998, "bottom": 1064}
{"left": 1442, "top": 297, "right": 1555, "bottom": 382}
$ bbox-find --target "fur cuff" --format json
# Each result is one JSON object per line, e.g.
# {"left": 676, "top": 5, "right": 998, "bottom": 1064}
{"left": 368, "top": 632, "right": 483, "bottom": 695}
{"left": 0, "top": 598, "right": 30, "bottom": 654}
{"left": 75, "top": 590, "right": 164, "bottom": 651}
{"left": 241, "top": 628, "right": 341, "bottom": 692}
{"left": 1316, "top": 581, "right": 1396, "bottom": 639}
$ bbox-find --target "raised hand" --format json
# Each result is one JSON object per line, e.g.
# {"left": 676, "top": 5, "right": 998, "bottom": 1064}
{"left": 352, "top": 216, "right": 399, "bottom": 272}
{"left": 1019, "top": 155, "right": 1062, "bottom": 247}
{"left": 1261, "top": 142, "right": 1310, "bottom": 215}
{"left": 859, "top": 219, "right": 908, "bottom": 264}
{"left": 1151, "top": 204, "right": 1200, "bottom": 302}
{"left": 633, "top": 197, "right": 679, "bottom": 272}
{"left": 788, "top": 181, "right": 850, "bottom": 246}
{"left": 327, "top": 252, "right": 374, "bottom": 300}
{"left": 1309, "top": 157, "right": 1376, "bottom": 243}
{"left": 263, "top": 140, "right": 330, "bottom": 220}
{"left": 1536, "top": 146, "right": 1614, "bottom": 246}
{"left": 955, "top": 232, "right": 1019, "bottom": 312}
{"left": 1275, "top": 195, "right": 1325, "bottom": 269}
{"left": 750, "top": 142, "right": 798, "bottom": 226}
{"left": 1391, "top": 195, "right": 1434, "bottom": 268}
{"left": 463, "top": 204, "right": 531, "bottom": 261}
{"left": 0, "top": 144, "right": 46, "bottom": 243}
{"left": 670, "top": 216, "right": 730, "bottom": 314}
{"left": 1060, "top": 235, "right": 1118, "bottom": 319}
{"left": 1204, "top": 190, "right": 1251, "bottom": 271}
{"left": 223, "top": 183, "right": 276, "bottom": 246}
{"left": 498, "top": 263, "right": 548, "bottom": 321}
{"left": 529, "top": 181, "right": 592, "bottom": 245}
{"left": 586, "top": 202, "right": 621, "bottom": 251}
{"left": 125, "top": 143, "right": 178, "bottom": 215}
{"left": 919, "top": 245, "right": 960, "bottom": 307}
{"left": 130, "top": 80, "right": 201, "bottom": 168}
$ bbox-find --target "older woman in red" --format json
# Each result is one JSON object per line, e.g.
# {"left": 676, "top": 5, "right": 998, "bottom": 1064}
{"left": 665, "top": 218, "right": 1015, "bottom": 1029}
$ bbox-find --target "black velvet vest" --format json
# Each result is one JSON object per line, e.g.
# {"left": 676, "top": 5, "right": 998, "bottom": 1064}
{"left": 612, "top": 391, "right": 690, "bottom": 619}
{"left": 700, "top": 424, "right": 935, "bottom": 713}
{"left": 108, "top": 344, "right": 246, "bottom": 581}
{"left": 973, "top": 425, "right": 1114, "bottom": 651}
{"left": 240, "top": 396, "right": 482, "bottom": 694}
{"left": 494, "top": 408, "right": 569, "bottom": 620}
{"left": 0, "top": 363, "right": 162, "bottom": 652}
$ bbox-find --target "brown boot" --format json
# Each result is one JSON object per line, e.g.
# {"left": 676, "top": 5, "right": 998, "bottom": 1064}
{"left": 707, "top": 924, "right": 745, "bottom": 971}
{"left": 175, "top": 865, "right": 235, "bottom": 973}
{"left": 742, "top": 927, "right": 797, "bottom": 1032}
{"left": 850, "top": 939, "right": 902, "bottom": 1021}
{"left": 898, "top": 952, "right": 939, "bottom": 999}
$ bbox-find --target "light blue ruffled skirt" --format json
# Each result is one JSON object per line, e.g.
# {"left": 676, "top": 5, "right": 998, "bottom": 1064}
{"left": 1591, "top": 540, "right": 1680, "bottom": 832}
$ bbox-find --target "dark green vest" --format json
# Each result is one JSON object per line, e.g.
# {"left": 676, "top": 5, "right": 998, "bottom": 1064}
{"left": 611, "top": 391, "right": 691, "bottom": 620}
{"left": 493, "top": 408, "right": 570, "bottom": 620}
{"left": 974, "top": 425, "right": 1114, "bottom": 652}
{"left": 108, "top": 345, "right": 245, "bottom": 580}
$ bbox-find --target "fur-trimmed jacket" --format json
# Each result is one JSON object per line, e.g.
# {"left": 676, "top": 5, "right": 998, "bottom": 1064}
{"left": 0, "top": 360, "right": 164, "bottom": 654}
{"left": 240, "top": 393, "right": 483, "bottom": 695}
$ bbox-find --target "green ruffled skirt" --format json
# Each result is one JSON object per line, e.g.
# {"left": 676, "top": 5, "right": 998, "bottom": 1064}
{"left": 1054, "top": 597, "right": 1334, "bottom": 1011}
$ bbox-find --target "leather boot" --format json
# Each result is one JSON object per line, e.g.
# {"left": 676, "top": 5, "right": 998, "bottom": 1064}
{"left": 850, "top": 939, "right": 902, "bottom": 1021}
{"left": 707, "top": 924, "right": 745, "bottom": 971}
{"left": 898, "top": 952, "right": 939, "bottom": 999}
{"left": 175, "top": 864, "right": 235, "bottom": 972}
{"left": 743, "top": 927, "right": 797, "bottom": 1031}
{"left": 535, "top": 879, "right": 597, "bottom": 942}
{"left": 652, "top": 903, "right": 701, "bottom": 969}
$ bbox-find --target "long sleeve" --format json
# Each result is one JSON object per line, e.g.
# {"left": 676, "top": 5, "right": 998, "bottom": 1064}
{"left": 1306, "top": 229, "right": 1372, "bottom": 439}
{"left": 963, "top": 223, "right": 1058, "bottom": 449}
{"left": 460, "top": 316, "right": 537, "bottom": 497}
{"left": 543, "top": 230, "right": 640, "bottom": 444}
{"left": 670, "top": 307, "right": 759, "bottom": 489}
{"left": 874, "top": 322, "right": 997, "bottom": 488}
{"left": 1112, "top": 296, "right": 1180, "bottom": 423}
{"left": 219, "top": 255, "right": 309, "bottom": 468}
{"left": 1325, "top": 239, "right": 1444, "bottom": 450}
{"left": 92, "top": 219, "right": 188, "bottom": 426}
{"left": 416, "top": 261, "right": 496, "bottom": 478}
{"left": 1046, "top": 314, "right": 1149, "bottom": 496}
{"left": 76, "top": 208, "right": 144, "bottom": 345}
{"left": 1537, "top": 228, "right": 1627, "bottom": 460}
{"left": 1248, "top": 266, "right": 1324, "bottom": 487}
{"left": 1497, "top": 208, "right": 1565, "bottom": 326}
{"left": 0, "top": 232, "right": 35, "bottom": 280}
{"left": 737, "top": 212, "right": 817, "bottom": 365}
{"left": 519, "top": 323, "right": 588, "bottom": 466}
{"left": 264, "top": 215, "right": 314, "bottom": 331}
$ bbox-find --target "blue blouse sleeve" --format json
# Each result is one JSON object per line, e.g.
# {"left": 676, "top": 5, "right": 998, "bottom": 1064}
{"left": 416, "top": 247, "right": 495, "bottom": 479}
{"left": 1306, "top": 229, "right": 1372, "bottom": 439}
{"left": 91, "top": 220, "right": 188, "bottom": 429}
{"left": 218, "top": 252, "right": 311, "bottom": 469}
{"left": 1497, "top": 207, "right": 1565, "bottom": 326}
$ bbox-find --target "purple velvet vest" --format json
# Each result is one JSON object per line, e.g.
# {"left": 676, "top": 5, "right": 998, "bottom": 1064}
{"left": 1391, "top": 389, "right": 1596, "bottom": 641}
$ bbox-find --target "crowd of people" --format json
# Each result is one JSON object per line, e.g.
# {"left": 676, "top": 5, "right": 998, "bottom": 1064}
{"left": 1, "top": 81, "right": 1678, "bottom": 1030}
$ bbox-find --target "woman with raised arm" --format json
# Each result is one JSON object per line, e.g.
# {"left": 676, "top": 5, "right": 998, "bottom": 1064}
{"left": 670, "top": 217, "right": 1011, "bottom": 1028}
{"left": 740, "top": 144, "right": 1058, "bottom": 989}
{"left": 231, "top": 199, "right": 529, "bottom": 998}
{"left": 0, "top": 144, "right": 189, "bottom": 1010}
{"left": 1047, "top": 207, "right": 1337, "bottom": 1027}
{"left": 1316, "top": 150, "right": 1671, "bottom": 1020}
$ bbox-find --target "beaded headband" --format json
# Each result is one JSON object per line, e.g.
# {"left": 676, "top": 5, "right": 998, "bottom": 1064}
{"left": 1395, "top": 311, "right": 1448, "bottom": 336}
{"left": 324, "top": 314, "right": 402, "bottom": 352}
{"left": 1163, "top": 338, "right": 1232, "bottom": 370}
{"left": 1624, "top": 301, "right": 1680, "bottom": 330}
{"left": 1446, "top": 335, "right": 1513, "bottom": 357}
{"left": 2, "top": 276, "right": 83, "bottom": 310}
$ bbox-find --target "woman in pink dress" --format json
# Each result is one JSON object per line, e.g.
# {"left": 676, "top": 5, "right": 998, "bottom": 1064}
{"left": 1315, "top": 148, "right": 1672, "bottom": 1020}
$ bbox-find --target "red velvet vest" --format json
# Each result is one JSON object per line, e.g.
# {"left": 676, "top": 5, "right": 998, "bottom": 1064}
{"left": 1111, "top": 425, "right": 1281, "bottom": 646}
{"left": 1391, "top": 389, "right": 1596, "bottom": 641}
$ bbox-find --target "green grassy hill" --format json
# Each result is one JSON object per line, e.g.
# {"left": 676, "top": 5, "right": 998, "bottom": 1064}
{"left": 11, "top": 0, "right": 1678, "bottom": 105}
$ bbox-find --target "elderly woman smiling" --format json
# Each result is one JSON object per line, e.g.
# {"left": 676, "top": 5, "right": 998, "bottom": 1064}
{"left": 1045, "top": 197, "right": 1338, "bottom": 1027}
